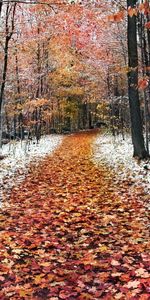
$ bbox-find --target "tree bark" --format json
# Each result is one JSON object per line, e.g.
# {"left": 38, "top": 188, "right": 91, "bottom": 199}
{"left": 127, "top": 0, "right": 148, "bottom": 158}
{"left": 0, "top": 0, "right": 2, "bottom": 16}
{"left": 0, "top": 3, "right": 16, "bottom": 147}
{"left": 0, "top": 3, "right": 16, "bottom": 112}
{"left": 138, "top": 9, "right": 149, "bottom": 155}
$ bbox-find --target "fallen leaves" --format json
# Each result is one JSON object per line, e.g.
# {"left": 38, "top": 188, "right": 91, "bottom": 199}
{"left": 111, "top": 259, "right": 121, "bottom": 267}
{"left": 0, "top": 131, "right": 149, "bottom": 299}
{"left": 135, "top": 268, "right": 149, "bottom": 278}
{"left": 125, "top": 280, "right": 140, "bottom": 289}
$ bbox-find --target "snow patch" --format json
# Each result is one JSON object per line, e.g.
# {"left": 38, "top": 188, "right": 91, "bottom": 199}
{"left": 93, "top": 133, "right": 150, "bottom": 194}
{"left": 0, "top": 135, "right": 63, "bottom": 206}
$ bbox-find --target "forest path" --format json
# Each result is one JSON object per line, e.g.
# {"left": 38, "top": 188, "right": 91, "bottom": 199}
{"left": 0, "top": 131, "right": 149, "bottom": 299}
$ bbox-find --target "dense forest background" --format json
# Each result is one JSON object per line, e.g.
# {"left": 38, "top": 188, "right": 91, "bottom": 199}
{"left": 0, "top": 0, "right": 149, "bottom": 157}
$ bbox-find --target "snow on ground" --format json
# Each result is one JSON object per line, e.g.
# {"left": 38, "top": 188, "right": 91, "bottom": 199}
{"left": 93, "top": 133, "right": 150, "bottom": 195}
{"left": 0, "top": 135, "right": 63, "bottom": 206}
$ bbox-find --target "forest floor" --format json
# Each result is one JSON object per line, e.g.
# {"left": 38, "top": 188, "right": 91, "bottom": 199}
{"left": 0, "top": 131, "right": 150, "bottom": 300}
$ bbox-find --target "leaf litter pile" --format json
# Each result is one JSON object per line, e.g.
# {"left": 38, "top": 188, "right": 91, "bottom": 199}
{"left": 0, "top": 131, "right": 149, "bottom": 300}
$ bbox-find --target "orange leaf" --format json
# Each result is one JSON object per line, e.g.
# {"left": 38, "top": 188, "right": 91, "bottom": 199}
{"left": 128, "top": 7, "right": 138, "bottom": 17}
{"left": 138, "top": 78, "right": 149, "bottom": 90}
{"left": 114, "top": 10, "right": 125, "bottom": 22}
{"left": 108, "top": 14, "right": 115, "bottom": 22}
{"left": 79, "top": 293, "right": 93, "bottom": 300}
{"left": 108, "top": 11, "right": 125, "bottom": 22}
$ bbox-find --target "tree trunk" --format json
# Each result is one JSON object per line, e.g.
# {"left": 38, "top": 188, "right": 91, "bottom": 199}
{"left": 0, "top": 3, "right": 16, "bottom": 111}
{"left": 0, "top": 3, "right": 16, "bottom": 147}
{"left": 0, "top": 36, "right": 9, "bottom": 113}
{"left": 138, "top": 10, "right": 149, "bottom": 155}
{"left": 0, "top": 0, "right": 2, "bottom": 17}
{"left": 15, "top": 47, "right": 24, "bottom": 139}
{"left": 127, "top": 0, "right": 148, "bottom": 158}
{"left": 0, "top": 36, "right": 10, "bottom": 148}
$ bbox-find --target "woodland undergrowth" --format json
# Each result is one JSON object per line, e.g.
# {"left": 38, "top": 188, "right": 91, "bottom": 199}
{"left": 0, "top": 131, "right": 150, "bottom": 300}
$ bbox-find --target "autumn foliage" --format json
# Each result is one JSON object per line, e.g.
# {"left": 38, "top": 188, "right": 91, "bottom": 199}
{"left": 0, "top": 0, "right": 149, "bottom": 142}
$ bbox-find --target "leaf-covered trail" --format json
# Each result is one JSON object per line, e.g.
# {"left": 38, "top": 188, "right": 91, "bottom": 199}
{"left": 0, "top": 131, "right": 150, "bottom": 300}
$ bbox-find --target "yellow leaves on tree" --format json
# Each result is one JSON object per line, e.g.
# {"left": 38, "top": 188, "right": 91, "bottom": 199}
{"left": 24, "top": 98, "right": 49, "bottom": 113}
{"left": 50, "top": 67, "right": 78, "bottom": 87}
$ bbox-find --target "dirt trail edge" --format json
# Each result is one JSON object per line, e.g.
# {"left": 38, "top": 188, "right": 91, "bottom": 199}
{"left": 0, "top": 131, "right": 149, "bottom": 300}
